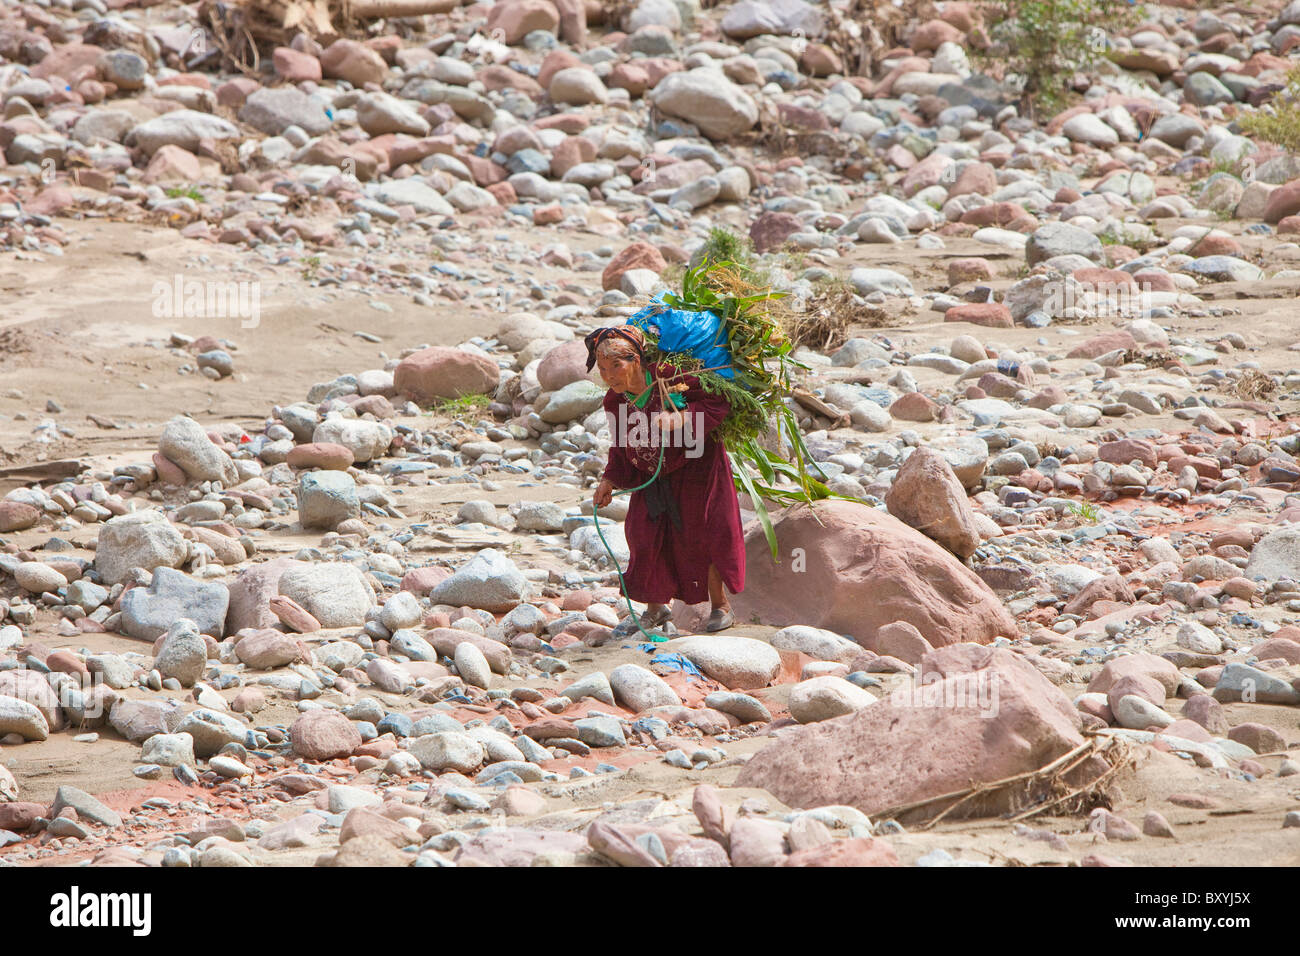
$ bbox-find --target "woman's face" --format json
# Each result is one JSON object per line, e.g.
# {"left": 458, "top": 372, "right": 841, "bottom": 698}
{"left": 596, "top": 351, "right": 643, "bottom": 394}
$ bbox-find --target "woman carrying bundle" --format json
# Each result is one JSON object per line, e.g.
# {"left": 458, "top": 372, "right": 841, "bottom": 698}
{"left": 586, "top": 325, "right": 745, "bottom": 634}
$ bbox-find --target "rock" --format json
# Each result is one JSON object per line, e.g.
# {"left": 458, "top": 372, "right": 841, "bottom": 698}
{"left": 235, "top": 629, "right": 305, "bottom": 669}
{"left": 278, "top": 563, "right": 375, "bottom": 628}
{"left": 322, "top": 834, "right": 412, "bottom": 867}
{"left": 562, "top": 671, "right": 615, "bottom": 705}
{"left": 410, "top": 732, "right": 485, "bottom": 773}
{"left": 121, "top": 568, "right": 228, "bottom": 641}
{"left": 395, "top": 347, "right": 500, "bottom": 403}
{"left": 0, "top": 695, "right": 49, "bottom": 741}
{"left": 1245, "top": 527, "right": 1300, "bottom": 581}
{"left": 430, "top": 549, "right": 528, "bottom": 612}
{"left": 174, "top": 708, "right": 248, "bottom": 758}
{"left": 94, "top": 510, "right": 189, "bottom": 586}
{"left": 239, "top": 87, "right": 331, "bottom": 137}
{"left": 296, "top": 471, "right": 360, "bottom": 531}
{"left": 286, "top": 442, "right": 354, "bottom": 471}
{"left": 0, "top": 501, "right": 40, "bottom": 532}
{"left": 109, "top": 699, "right": 184, "bottom": 743}
{"left": 575, "top": 715, "right": 625, "bottom": 748}
{"left": 320, "top": 38, "right": 388, "bottom": 87}
{"left": 784, "top": 837, "right": 900, "bottom": 867}
{"left": 550, "top": 68, "right": 607, "bottom": 105}
{"left": 727, "top": 817, "right": 787, "bottom": 867}
{"left": 541, "top": 380, "right": 606, "bottom": 423}
{"left": 1227, "top": 722, "right": 1286, "bottom": 754}
{"left": 788, "top": 676, "right": 877, "bottom": 723}
{"left": 1062, "top": 113, "right": 1119, "bottom": 147}
{"left": 650, "top": 68, "right": 759, "bottom": 140}
{"left": 885, "top": 446, "right": 981, "bottom": 558}
{"left": 141, "top": 732, "right": 196, "bottom": 767}
{"left": 659, "top": 636, "right": 781, "bottom": 688}
{"left": 225, "top": 559, "right": 307, "bottom": 634}
{"left": 601, "top": 242, "right": 667, "bottom": 291}
{"left": 311, "top": 417, "right": 392, "bottom": 464}
{"left": 13, "top": 561, "right": 66, "bottom": 595}
{"left": 749, "top": 212, "right": 803, "bottom": 254}
{"left": 721, "top": 0, "right": 822, "bottom": 39}
{"left": 51, "top": 786, "right": 121, "bottom": 829}
{"left": 515, "top": 501, "right": 568, "bottom": 532}
{"left": 487, "top": 0, "right": 560, "bottom": 43}
{"left": 355, "top": 92, "right": 430, "bottom": 137}
{"left": 1026, "top": 223, "right": 1102, "bottom": 266}
{"left": 290, "top": 710, "right": 362, "bottom": 761}
{"left": 714, "top": 501, "right": 1016, "bottom": 650}
{"left": 158, "top": 416, "right": 238, "bottom": 485}
{"left": 609, "top": 663, "right": 680, "bottom": 711}
{"left": 737, "top": 645, "right": 1087, "bottom": 819}
{"left": 454, "top": 641, "right": 492, "bottom": 689}
{"left": 128, "top": 110, "right": 240, "bottom": 155}
{"left": 873, "top": 621, "right": 934, "bottom": 665}
{"left": 153, "top": 619, "right": 208, "bottom": 688}
{"left": 1213, "top": 663, "right": 1300, "bottom": 704}
{"left": 536, "top": 341, "right": 590, "bottom": 391}
{"left": 1113, "top": 695, "right": 1174, "bottom": 730}
{"left": 1176, "top": 621, "right": 1223, "bottom": 655}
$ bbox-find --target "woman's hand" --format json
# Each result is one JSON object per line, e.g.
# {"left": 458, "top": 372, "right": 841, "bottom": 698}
{"left": 593, "top": 479, "right": 614, "bottom": 509}
{"left": 653, "top": 410, "right": 683, "bottom": 433}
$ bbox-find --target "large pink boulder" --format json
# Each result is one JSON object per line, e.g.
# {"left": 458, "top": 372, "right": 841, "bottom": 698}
{"left": 885, "top": 446, "right": 980, "bottom": 559}
{"left": 536, "top": 340, "right": 590, "bottom": 391}
{"left": 394, "top": 347, "right": 500, "bottom": 404}
{"left": 705, "top": 500, "right": 1016, "bottom": 650}
{"left": 290, "top": 709, "right": 362, "bottom": 761}
{"left": 736, "top": 644, "right": 1089, "bottom": 820}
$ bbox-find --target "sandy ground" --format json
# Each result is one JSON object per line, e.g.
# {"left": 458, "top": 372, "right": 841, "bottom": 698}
{"left": 3, "top": 199, "right": 1300, "bottom": 866}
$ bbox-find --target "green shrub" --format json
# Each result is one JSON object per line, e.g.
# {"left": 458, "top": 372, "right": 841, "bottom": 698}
{"left": 987, "top": 0, "right": 1142, "bottom": 115}
{"left": 1239, "top": 65, "right": 1300, "bottom": 154}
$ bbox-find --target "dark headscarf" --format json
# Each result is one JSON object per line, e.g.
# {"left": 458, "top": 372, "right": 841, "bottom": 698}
{"left": 583, "top": 324, "right": 646, "bottom": 372}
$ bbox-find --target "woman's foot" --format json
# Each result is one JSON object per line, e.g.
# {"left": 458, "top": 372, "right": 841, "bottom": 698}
{"left": 705, "top": 606, "right": 734, "bottom": 632}
{"left": 613, "top": 603, "right": 672, "bottom": 637}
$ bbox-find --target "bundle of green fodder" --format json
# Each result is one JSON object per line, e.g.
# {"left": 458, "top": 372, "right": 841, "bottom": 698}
{"left": 629, "top": 258, "right": 859, "bottom": 558}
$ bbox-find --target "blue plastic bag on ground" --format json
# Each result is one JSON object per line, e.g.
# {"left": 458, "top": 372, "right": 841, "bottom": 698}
{"left": 629, "top": 292, "right": 735, "bottom": 379}
{"left": 648, "top": 652, "right": 708, "bottom": 683}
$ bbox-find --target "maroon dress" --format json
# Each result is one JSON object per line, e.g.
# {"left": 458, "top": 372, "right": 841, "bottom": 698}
{"left": 601, "top": 363, "right": 746, "bottom": 606}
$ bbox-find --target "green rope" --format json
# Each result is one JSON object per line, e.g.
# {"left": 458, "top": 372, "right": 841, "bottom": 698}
{"left": 591, "top": 438, "right": 668, "bottom": 644}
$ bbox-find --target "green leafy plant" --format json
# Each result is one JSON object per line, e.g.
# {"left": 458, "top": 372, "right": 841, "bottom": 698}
{"left": 646, "top": 260, "right": 862, "bottom": 560}
{"left": 986, "top": 0, "right": 1142, "bottom": 115}
{"left": 165, "top": 185, "right": 203, "bottom": 201}
{"left": 1066, "top": 500, "right": 1102, "bottom": 523}
{"left": 301, "top": 255, "right": 322, "bottom": 282}
{"left": 1239, "top": 65, "right": 1300, "bottom": 153}
{"left": 435, "top": 392, "right": 490, "bottom": 415}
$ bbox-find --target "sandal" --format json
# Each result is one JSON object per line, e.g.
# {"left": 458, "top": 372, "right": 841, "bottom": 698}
{"left": 705, "top": 607, "right": 734, "bottom": 632}
{"left": 613, "top": 605, "right": 672, "bottom": 637}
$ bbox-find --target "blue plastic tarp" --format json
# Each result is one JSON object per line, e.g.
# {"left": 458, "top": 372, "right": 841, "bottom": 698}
{"left": 648, "top": 652, "right": 708, "bottom": 683}
{"left": 629, "top": 293, "right": 735, "bottom": 380}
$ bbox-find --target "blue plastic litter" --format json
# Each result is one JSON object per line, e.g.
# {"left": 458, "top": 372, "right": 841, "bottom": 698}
{"left": 629, "top": 292, "right": 735, "bottom": 379}
{"left": 648, "top": 653, "right": 707, "bottom": 682}
{"left": 995, "top": 358, "right": 1020, "bottom": 378}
